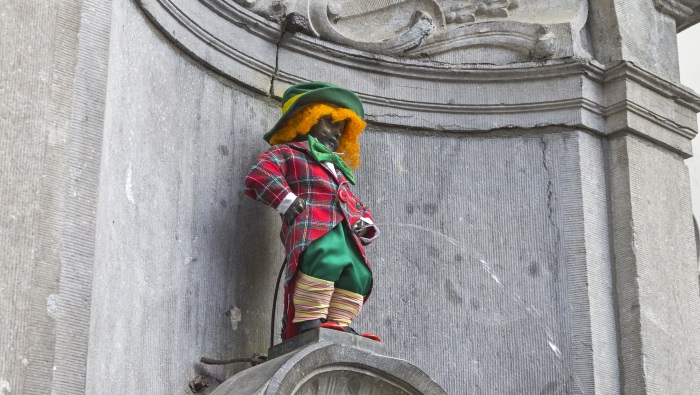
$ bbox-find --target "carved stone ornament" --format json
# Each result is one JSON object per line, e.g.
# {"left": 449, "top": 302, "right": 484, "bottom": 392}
{"left": 226, "top": 0, "right": 592, "bottom": 61}
{"left": 136, "top": 0, "right": 700, "bottom": 157}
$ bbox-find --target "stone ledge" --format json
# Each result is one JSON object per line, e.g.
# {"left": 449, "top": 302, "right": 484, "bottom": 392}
{"left": 210, "top": 329, "right": 446, "bottom": 395}
{"left": 268, "top": 327, "right": 386, "bottom": 359}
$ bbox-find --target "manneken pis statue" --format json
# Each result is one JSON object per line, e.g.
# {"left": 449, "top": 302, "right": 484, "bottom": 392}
{"left": 244, "top": 81, "right": 381, "bottom": 342}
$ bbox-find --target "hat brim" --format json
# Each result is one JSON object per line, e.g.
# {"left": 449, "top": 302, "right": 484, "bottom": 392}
{"left": 264, "top": 87, "right": 364, "bottom": 143}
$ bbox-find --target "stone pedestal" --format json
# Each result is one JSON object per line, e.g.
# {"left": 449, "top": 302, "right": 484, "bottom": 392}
{"left": 210, "top": 329, "right": 446, "bottom": 395}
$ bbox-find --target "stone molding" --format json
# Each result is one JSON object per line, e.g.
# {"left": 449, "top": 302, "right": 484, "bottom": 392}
{"left": 602, "top": 62, "right": 700, "bottom": 156}
{"left": 655, "top": 0, "right": 700, "bottom": 31}
{"left": 677, "top": 2, "right": 700, "bottom": 32}
{"left": 137, "top": 0, "right": 700, "bottom": 156}
{"left": 137, "top": 0, "right": 280, "bottom": 94}
{"left": 655, "top": 0, "right": 694, "bottom": 19}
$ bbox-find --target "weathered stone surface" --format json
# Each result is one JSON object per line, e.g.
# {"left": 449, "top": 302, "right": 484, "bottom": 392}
{"left": 608, "top": 133, "right": 700, "bottom": 393}
{"left": 657, "top": 0, "right": 700, "bottom": 32}
{"left": 210, "top": 329, "right": 446, "bottom": 395}
{"left": 138, "top": 0, "right": 280, "bottom": 94}
{"left": 267, "top": 327, "right": 385, "bottom": 359}
{"left": 3, "top": 0, "right": 700, "bottom": 393}
{"left": 222, "top": 0, "right": 589, "bottom": 62}
{"left": 85, "top": 2, "right": 283, "bottom": 393}
{"left": 352, "top": 128, "right": 618, "bottom": 394}
{"left": 0, "top": 0, "right": 111, "bottom": 394}
{"left": 136, "top": 0, "right": 700, "bottom": 158}
{"left": 85, "top": 37, "right": 633, "bottom": 389}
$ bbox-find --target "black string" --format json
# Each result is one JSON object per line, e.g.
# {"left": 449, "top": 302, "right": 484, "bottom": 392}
{"left": 270, "top": 259, "right": 287, "bottom": 349}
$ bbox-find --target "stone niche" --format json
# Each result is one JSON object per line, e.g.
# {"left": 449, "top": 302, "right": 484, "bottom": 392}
{"left": 130, "top": 0, "right": 700, "bottom": 394}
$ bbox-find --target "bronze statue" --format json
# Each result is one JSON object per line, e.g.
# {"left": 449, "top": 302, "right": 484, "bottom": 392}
{"left": 244, "top": 81, "right": 380, "bottom": 341}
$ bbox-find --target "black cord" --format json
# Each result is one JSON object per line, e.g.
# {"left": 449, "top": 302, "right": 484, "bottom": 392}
{"left": 270, "top": 259, "right": 287, "bottom": 349}
{"left": 200, "top": 355, "right": 267, "bottom": 365}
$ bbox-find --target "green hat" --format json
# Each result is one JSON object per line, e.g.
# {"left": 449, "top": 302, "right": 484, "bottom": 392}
{"left": 264, "top": 81, "right": 364, "bottom": 143}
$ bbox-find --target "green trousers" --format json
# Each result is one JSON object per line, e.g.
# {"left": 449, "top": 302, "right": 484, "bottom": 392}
{"left": 298, "top": 222, "right": 372, "bottom": 296}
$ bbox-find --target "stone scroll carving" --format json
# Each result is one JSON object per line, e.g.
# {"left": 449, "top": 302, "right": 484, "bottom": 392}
{"left": 307, "top": 1, "right": 446, "bottom": 55}
{"left": 229, "top": 0, "right": 592, "bottom": 62}
{"left": 442, "top": 0, "right": 520, "bottom": 24}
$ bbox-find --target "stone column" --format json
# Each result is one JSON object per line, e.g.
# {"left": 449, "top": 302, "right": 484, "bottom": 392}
{"left": 0, "top": 0, "right": 112, "bottom": 394}
{"left": 609, "top": 133, "right": 700, "bottom": 393}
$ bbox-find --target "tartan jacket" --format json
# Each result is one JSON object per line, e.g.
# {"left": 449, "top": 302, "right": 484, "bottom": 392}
{"left": 244, "top": 141, "right": 377, "bottom": 339}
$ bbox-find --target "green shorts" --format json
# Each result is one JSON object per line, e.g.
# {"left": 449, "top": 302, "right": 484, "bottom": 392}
{"left": 298, "top": 222, "right": 372, "bottom": 296}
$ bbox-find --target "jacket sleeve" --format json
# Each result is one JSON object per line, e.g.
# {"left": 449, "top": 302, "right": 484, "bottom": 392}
{"left": 244, "top": 146, "right": 293, "bottom": 210}
{"left": 359, "top": 211, "right": 379, "bottom": 245}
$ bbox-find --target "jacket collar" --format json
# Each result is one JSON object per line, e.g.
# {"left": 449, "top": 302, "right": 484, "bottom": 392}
{"left": 285, "top": 141, "right": 347, "bottom": 184}
{"left": 286, "top": 140, "right": 311, "bottom": 154}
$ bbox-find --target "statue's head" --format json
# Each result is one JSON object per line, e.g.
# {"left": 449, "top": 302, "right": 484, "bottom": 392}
{"left": 264, "top": 81, "right": 366, "bottom": 169}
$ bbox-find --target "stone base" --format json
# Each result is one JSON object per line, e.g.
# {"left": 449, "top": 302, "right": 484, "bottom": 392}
{"left": 210, "top": 328, "right": 446, "bottom": 395}
{"left": 267, "top": 326, "right": 386, "bottom": 359}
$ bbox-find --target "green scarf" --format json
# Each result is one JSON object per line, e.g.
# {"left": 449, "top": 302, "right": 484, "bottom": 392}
{"left": 307, "top": 135, "right": 355, "bottom": 185}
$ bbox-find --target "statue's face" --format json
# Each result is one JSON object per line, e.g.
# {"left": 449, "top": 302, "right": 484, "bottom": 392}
{"left": 308, "top": 116, "right": 346, "bottom": 152}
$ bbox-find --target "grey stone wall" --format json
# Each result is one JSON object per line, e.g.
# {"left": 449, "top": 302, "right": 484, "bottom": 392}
{"left": 352, "top": 128, "right": 619, "bottom": 394}
{"left": 688, "top": 136, "right": 700, "bottom": 270}
{"left": 86, "top": 1, "right": 283, "bottom": 391}
{"left": 0, "top": 0, "right": 110, "bottom": 393}
{"left": 82, "top": 5, "right": 628, "bottom": 392}
{"left": 609, "top": 134, "right": 700, "bottom": 393}
{"left": 3, "top": 0, "right": 700, "bottom": 394}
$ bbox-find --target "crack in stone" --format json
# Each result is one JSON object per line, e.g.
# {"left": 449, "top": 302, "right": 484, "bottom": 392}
{"left": 269, "top": 30, "right": 286, "bottom": 97}
{"left": 377, "top": 221, "right": 581, "bottom": 389}
{"left": 539, "top": 135, "right": 561, "bottom": 268}
{"left": 369, "top": 113, "right": 415, "bottom": 119}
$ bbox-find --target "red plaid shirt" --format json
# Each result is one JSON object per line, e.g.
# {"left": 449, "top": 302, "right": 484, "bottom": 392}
{"left": 244, "top": 141, "right": 377, "bottom": 339}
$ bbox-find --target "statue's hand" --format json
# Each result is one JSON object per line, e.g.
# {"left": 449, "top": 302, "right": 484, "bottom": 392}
{"left": 352, "top": 219, "right": 368, "bottom": 237}
{"left": 283, "top": 197, "right": 306, "bottom": 224}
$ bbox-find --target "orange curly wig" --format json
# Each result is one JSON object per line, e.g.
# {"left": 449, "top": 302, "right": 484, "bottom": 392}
{"left": 268, "top": 103, "right": 366, "bottom": 169}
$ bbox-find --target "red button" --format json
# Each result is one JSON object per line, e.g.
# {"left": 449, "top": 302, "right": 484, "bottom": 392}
{"left": 339, "top": 190, "right": 348, "bottom": 201}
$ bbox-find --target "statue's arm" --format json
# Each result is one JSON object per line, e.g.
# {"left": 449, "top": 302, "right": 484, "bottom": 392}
{"left": 244, "top": 147, "right": 296, "bottom": 212}
{"left": 282, "top": 197, "right": 306, "bottom": 224}
{"left": 354, "top": 206, "right": 380, "bottom": 244}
